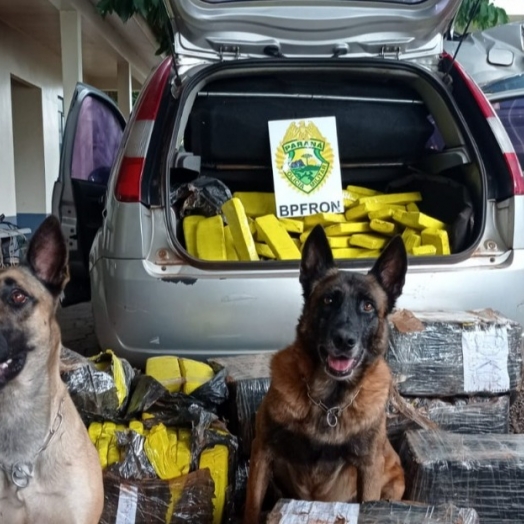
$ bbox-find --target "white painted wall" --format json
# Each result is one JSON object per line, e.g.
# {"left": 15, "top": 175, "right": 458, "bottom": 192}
{"left": 0, "top": 19, "right": 62, "bottom": 219}
{"left": 494, "top": 0, "right": 524, "bottom": 19}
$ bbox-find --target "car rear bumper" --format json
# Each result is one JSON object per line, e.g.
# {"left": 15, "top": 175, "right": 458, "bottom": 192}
{"left": 91, "top": 253, "right": 524, "bottom": 366}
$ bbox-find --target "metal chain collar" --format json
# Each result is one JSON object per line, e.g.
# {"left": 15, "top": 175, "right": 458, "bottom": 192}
{"left": 1, "top": 396, "right": 65, "bottom": 490}
{"left": 305, "top": 382, "right": 361, "bottom": 428}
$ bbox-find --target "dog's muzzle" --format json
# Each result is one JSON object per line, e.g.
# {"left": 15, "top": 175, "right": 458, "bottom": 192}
{"left": 0, "top": 330, "right": 28, "bottom": 387}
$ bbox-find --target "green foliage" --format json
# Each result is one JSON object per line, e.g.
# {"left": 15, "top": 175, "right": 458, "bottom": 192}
{"left": 96, "top": 0, "right": 171, "bottom": 55}
{"left": 455, "top": 0, "right": 509, "bottom": 33}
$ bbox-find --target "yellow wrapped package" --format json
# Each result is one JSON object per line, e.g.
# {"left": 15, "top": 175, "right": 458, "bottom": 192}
{"left": 179, "top": 358, "right": 215, "bottom": 395}
{"left": 90, "top": 350, "right": 129, "bottom": 409}
{"left": 421, "top": 228, "right": 451, "bottom": 255}
{"left": 224, "top": 226, "right": 239, "bottom": 261}
{"left": 331, "top": 248, "right": 367, "bottom": 259}
{"left": 279, "top": 217, "right": 304, "bottom": 234}
{"left": 222, "top": 198, "right": 259, "bottom": 261}
{"left": 327, "top": 236, "right": 350, "bottom": 249}
{"left": 196, "top": 216, "right": 227, "bottom": 261}
{"left": 346, "top": 185, "right": 381, "bottom": 197}
{"left": 145, "top": 356, "right": 183, "bottom": 393}
{"left": 255, "top": 214, "right": 301, "bottom": 260}
{"left": 233, "top": 192, "right": 276, "bottom": 217}
{"left": 182, "top": 215, "right": 205, "bottom": 257}
{"left": 255, "top": 242, "right": 277, "bottom": 260}
{"left": 350, "top": 234, "right": 388, "bottom": 250}
{"left": 144, "top": 423, "right": 182, "bottom": 480}
{"left": 324, "top": 222, "right": 371, "bottom": 236}
{"left": 392, "top": 210, "right": 446, "bottom": 230}
{"left": 199, "top": 444, "right": 229, "bottom": 524}
{"left": 358, "top": 191, "right": 422, "bottom": 206}
{"left": 303, "top": 213, "right": 345, "bottom": 228}
{"left": 89, "top": 420, "right": 121, "bottom": 469}
{"left": 176, "top": 429, "right": 192, "bottom": 476}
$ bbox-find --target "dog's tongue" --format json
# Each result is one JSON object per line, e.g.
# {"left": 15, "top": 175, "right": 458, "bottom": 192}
{"left": 327, "top": 356, "right": 355, "bottom": 372}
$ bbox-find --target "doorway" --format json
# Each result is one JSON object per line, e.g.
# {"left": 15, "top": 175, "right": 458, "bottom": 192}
{"left": 11, "top": 76, "right": 46, "bottom": 234}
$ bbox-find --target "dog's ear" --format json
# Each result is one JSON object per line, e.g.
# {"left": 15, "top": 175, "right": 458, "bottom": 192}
{"left": 368, "top": 235, "right": 407, "bottom": 311}
{"left": 26, "top": 216, "right": 69, "bottom": 297}
{"left": 300, "top": 225, "right": 335, "bottom": 298}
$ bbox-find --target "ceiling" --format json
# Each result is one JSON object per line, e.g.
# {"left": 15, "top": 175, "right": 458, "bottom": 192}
{"left": 0, "top": 0, "right": 163, "bottom": 88}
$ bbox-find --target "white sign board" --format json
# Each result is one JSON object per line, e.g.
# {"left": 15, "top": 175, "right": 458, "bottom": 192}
{"left": 268, "top": 116, "right": 344, "bottom": 218}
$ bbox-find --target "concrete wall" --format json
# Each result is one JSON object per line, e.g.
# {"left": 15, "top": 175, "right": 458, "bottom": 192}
{"left": 0, "top": 19, "right": 62, "bottom": 227}
{"left": 494, "top": 0, "right": 524, "bottom": 21}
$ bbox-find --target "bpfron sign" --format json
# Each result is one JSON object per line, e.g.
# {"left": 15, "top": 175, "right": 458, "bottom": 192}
{"left": 268, "top": 116, "right": 344, "bottom": 218}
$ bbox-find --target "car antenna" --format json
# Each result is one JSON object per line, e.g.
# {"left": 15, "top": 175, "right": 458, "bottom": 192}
{"left": 444, "top": 0, "right": 483, "bottom": 79}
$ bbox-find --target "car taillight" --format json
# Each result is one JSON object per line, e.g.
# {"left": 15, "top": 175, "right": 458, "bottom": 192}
{"left": 448, "top": 55, "right": 524, "bottom": 196}
{"left": 114, "top": 58, "right": 173, "bottom": 202}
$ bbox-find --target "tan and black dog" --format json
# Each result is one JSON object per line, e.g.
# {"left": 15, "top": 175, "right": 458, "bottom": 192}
{"left": 245, "top": 225, "right": 407, "bottom": 523}
{"left": 0, "top": 216, "right": 103, "bottom": 524}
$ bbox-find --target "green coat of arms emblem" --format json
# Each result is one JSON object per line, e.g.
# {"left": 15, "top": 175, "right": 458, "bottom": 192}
{"left": 275, "top": 120, "right": 334, "bottom": 195}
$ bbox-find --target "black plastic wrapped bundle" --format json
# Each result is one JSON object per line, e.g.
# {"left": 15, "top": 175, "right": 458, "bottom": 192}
{"left": 401, "top": 430, "right": 524, "bottom": 523}
{"left": 60, "top": 349, "right": 135, "bottom": 424}
{"left": 210, "top": 353, "right": 273, "bottom": 458}
{"left": 387, "top": 395, "right": 510, "bottom": 451}
{"left": 360, "top": 501, "right": 479, "bottom": 523}
{"left": 267, "top": 499, "right": 479, "bottom": 523}
{"left": 387, "top": 309, "right": 522, "bottom": 397}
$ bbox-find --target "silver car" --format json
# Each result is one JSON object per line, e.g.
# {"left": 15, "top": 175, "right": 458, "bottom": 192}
{"left": 53, "top": 0, "right": 524, "bottom": 366}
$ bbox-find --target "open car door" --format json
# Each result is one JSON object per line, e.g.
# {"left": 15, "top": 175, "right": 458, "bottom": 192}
{"left": 52, "top": 83, "right": 125, "bottom": 305}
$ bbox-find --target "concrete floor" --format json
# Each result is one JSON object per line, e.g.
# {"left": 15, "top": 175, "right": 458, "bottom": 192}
{"left": 57, "top": 302, "right": 101, "bottom": 357}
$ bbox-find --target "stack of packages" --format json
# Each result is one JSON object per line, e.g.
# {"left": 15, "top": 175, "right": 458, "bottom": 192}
{"left": 210, "top": 308, "right": 523, "bottom": 521}
{"left": 390, "top": 309, "right": 524, "bottom": 523}
{"left": 60, "top": 349, "right": 237, "bottom": 524}
{"left": 178, "top": 183, "right": 457, "bottom": 263}
{"left": 385, "top": 308, "right": 519, "bottom": 451}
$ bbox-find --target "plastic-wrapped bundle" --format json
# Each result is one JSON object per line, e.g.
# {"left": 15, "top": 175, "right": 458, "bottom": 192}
{"left": 387, "top": 309, "right": 522, "bottom": 396}
{"left": 387, "top": 395, "right": 509, "bottom": 450}
{"left": 267, "top": 499, "right": 479, "bottom": 523}
{"left": 360, "top": 501, "right": 479, "bottom": 523}
{"left": 231, "top": 459, "right": 250, "bottom": 519}
{"left": 61, "top": 349, "right": 135, "bottom": 423}
{"left": 401, "top": 430, "right": 524, "bottom": 523}
{"left": 100, "top": 469, "right": 215, "bottom": 524}
{"left": 93, "top": 420, "right": 238, "bottom": 524}
{"left": 210, "top": 353, "right": 273, "bottom": 458}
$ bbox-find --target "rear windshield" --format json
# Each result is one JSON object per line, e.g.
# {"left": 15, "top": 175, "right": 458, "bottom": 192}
{"left": 492, "top": 96, "right": 524, "bottom": 171}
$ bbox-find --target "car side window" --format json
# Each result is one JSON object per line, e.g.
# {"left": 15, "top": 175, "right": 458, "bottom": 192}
{"left": 492, "top": 96, "right": 524, "bottom": 171}
{"left": 71, "top": 95, "right": 123, "bottom": 185}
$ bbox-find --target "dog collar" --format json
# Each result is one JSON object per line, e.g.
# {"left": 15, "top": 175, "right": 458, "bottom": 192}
{"left": 1, "top": 396, "right": 65, "bottom": 490}
{"left": 305, "top": 382, "right": 361, "bottom": 428}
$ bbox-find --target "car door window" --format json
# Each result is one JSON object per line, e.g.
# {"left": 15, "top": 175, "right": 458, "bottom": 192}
{"left": 492, "top": 96, "right": 524, "bottom": 170}
{"left": 71, "top": 95, "right": 123, "bottom": 185}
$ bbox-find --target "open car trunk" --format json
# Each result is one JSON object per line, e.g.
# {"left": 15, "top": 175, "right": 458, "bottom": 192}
{"left": 168, "top": 59, "right": 486, "bottom": 267}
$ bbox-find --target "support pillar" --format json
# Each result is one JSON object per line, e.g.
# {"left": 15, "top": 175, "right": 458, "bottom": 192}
{"left": 60, "top": 9, "right": 82, "bottom": 115}
{"left": 117, "top": 59, "right": 132, "bottom": 119}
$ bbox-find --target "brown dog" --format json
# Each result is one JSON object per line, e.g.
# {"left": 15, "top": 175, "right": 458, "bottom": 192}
{"left": 0, "top": 216, "right": 103, "bottom": 523}
{"left": 244, "top": 225, "right": 407, "bottom": 522}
